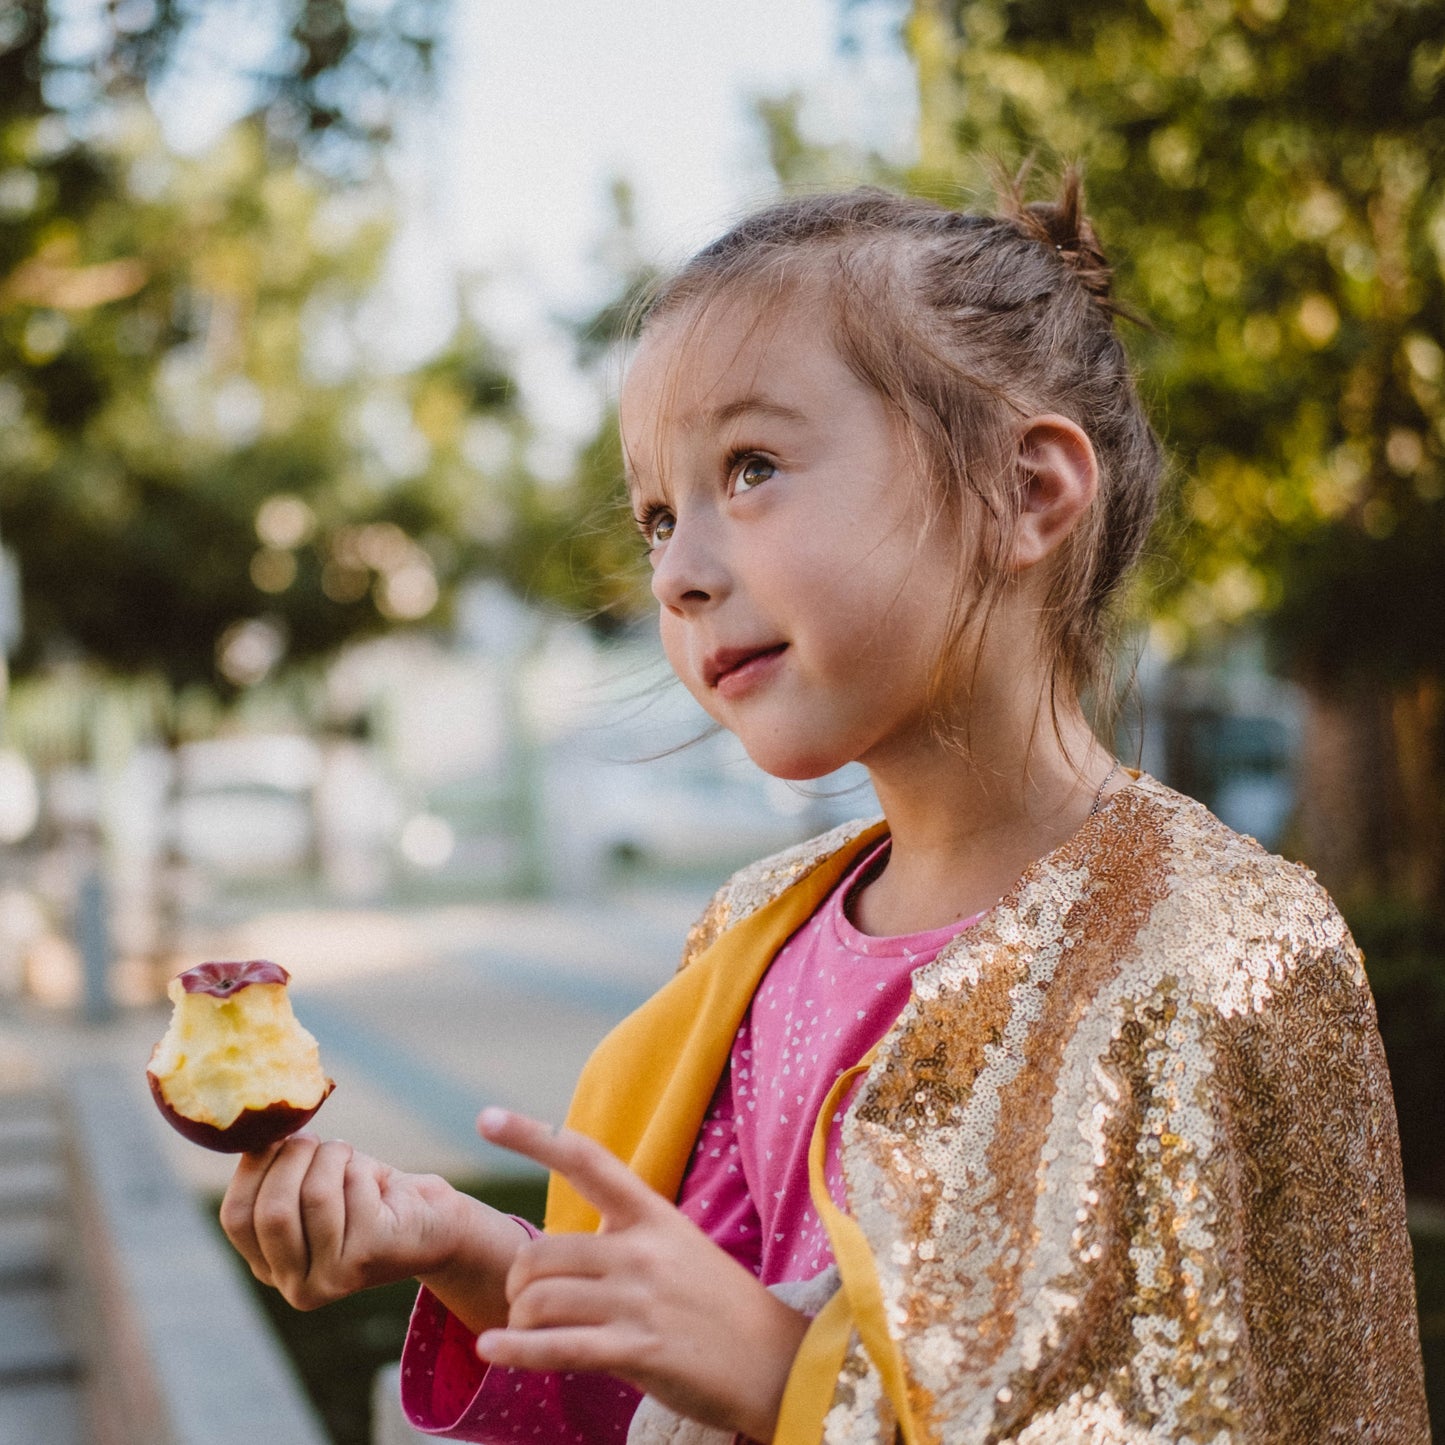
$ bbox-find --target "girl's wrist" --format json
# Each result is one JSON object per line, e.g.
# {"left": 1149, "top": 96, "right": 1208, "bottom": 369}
{"left": 736, "top": 1296, "right": 812, "bottom": 1444}
{"left": 415, "top": 1192, "right": 530, "bottom": 1335}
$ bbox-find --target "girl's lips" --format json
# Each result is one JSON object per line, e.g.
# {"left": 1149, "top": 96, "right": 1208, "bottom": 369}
{"left": 707, "top": 643, "right": 787, "bottom": 697}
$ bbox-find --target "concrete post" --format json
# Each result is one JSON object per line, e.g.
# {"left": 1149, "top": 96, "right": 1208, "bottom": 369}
{"left": 76, "top": 865, "right": 114, "bottom": 1023}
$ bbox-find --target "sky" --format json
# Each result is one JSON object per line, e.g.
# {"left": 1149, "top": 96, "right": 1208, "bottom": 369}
{"left": 53, "top": 0, "right": 918, "bottom": 448}
{"left": 390, "top": 0, "right": 919, "bottom": 445}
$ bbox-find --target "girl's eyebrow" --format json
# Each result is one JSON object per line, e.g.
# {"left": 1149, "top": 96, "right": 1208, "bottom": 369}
{"left": 701, "top": 395, "right": 807, "bottom": 430}
{"left": 623, "top": 394, "right": 806, "bottom": 502}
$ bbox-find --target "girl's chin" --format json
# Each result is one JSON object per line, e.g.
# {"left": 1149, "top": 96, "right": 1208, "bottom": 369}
{"left": 738, "top": 739, "right": 855, "bottom": 783}
{"left": 709, "top": 699, "right": 869, "bottom": 780}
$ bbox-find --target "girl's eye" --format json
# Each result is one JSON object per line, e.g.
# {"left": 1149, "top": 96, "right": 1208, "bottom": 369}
{"left": 732, "top": 454, "right": 776, "bottom": 493}
{"left": 637, "top": 507, "right": 675, "bottom": 550}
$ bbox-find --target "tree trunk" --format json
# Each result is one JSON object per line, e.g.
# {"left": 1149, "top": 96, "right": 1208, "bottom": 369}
{"left": 1291, "top": 677, "right": 1442, "bottom": 913}
{"left": 1292, "top": 677, "right": 1445, "bottom": 1199}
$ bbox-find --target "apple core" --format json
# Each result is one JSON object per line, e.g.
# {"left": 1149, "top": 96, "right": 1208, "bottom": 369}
{"left": 146, "top": 960, "right": 334, "bottom": 1153}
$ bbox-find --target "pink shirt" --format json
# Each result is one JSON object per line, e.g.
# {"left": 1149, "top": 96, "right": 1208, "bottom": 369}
{"left": 401, "top": 843, "right": 979, "bottom": 1441}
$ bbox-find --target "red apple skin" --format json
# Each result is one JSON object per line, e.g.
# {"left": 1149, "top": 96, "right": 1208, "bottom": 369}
{"left": 147, "top": 1068, "right": 335, "bottom": 1153}
{"left": 176, "top": 958, "right": 290, "bottom": 997}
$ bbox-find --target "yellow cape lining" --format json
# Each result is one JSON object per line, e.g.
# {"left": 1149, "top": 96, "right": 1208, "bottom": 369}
{"left": 542, "top": 820, "right": 900, "bottom": 1441}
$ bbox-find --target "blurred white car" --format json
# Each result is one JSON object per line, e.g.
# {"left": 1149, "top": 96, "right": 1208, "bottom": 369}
{"left": 169, "top": 786, "right": 314, "bottom": 874}
{"left": 168, "top": 735, "right": 320, "bottom": 876}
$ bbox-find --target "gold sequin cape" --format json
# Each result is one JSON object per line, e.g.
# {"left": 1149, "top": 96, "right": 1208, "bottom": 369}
{"left": 545, "top": 775, "right": 1428, "bottom": 1442}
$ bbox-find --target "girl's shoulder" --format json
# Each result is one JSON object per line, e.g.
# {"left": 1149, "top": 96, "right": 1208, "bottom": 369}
{"left": 962, "top": 771, "right": 1366, "bottom": 1025}
{"left": 1098, "top": 772, "right": 1353, "bottom": 962}
{"left": 1104, "top": 771, "right": 1334, "bottom": 892}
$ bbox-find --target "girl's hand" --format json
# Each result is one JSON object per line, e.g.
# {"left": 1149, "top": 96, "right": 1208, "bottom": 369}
{"left": 219, "top": 1133, "right": 526, "bottom": 1330}
{"left": 475, "top": 1108, "right": 811, "bottom": 1444}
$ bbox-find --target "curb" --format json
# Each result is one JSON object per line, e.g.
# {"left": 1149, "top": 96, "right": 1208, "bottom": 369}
{"left": 62, "top": 1061, "right": 331, "bottom": 1445}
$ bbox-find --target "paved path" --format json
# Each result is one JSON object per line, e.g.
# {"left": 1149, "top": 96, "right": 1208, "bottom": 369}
{"left": 0, "top": 1086, "right": 84, "bottom": 1445}
{"left": 0, "top": 882, "right": 715, "bottom": 1444}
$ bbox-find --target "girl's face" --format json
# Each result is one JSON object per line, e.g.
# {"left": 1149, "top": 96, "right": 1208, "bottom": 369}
{"left": 620, "top": 295, "right": 968, "bottom": 782}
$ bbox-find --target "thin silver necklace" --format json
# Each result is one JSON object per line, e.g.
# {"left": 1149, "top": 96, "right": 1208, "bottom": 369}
{"left": 1089, "top": 761, "right": 1121, "bottom": 817}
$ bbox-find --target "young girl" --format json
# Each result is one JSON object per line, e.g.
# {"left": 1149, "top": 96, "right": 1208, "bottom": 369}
{"left": 220, "top": 178, "right": 1429, "bottom": 1443}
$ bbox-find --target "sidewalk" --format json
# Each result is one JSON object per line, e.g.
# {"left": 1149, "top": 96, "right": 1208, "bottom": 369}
{"left": 0, "top": 1082, "right": 82, "bottom": 1445}
{"left": 0, "top": 880, "right": 713, "bottom": 1445}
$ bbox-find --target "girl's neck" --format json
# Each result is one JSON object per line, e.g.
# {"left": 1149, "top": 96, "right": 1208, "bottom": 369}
{"left": 851, "top": 703, "right": 1119, "bottom": 937}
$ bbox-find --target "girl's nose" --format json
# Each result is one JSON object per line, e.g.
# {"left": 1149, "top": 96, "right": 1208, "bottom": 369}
{"left": 650, "top": 519, "right": 729, "bottom": 614}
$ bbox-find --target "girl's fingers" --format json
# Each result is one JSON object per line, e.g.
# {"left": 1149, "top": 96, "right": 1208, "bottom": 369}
{"left": 504, "top": 1274, "right": 626, "bottom": 1332}
{"left": 295, "top": 1140, "right": 353, "bottom": 1275}
{"left": 340, "top": 1146, "right": 385, "bottom": 1253}
{"left": 219, "top": 1140, "right": 292, "bottom": 1284}
{"left": 251, "top": 1134, "right": 322, "bottom": 1281}
{"left": 476, "top": 1108, "right": 659, "bottom": 1225}
{"left": 476, "top": 1322, "right": 643, "bottom": 1380}
{"left": 504, "top": 1231, "right": 616, "bottom": 1302}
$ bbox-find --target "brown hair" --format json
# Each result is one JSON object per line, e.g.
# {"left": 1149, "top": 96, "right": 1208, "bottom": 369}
{"left": 638, "top": 171, "right": 1162, "bottom": 748}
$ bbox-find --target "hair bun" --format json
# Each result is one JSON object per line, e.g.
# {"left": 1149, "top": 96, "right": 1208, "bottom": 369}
{"left": 1003, "top": 165, "right": 1117, "bottom": 311}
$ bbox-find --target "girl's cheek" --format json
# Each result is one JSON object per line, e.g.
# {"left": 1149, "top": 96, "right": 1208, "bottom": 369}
{"left": 658, "top": 623, "right": 700, "bottom": 693}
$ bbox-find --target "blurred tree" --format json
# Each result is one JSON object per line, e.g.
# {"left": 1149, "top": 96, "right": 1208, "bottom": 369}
{"left": 0, "top": 0, "right": 537, "bottom": 710}
{"left": 0, "top": 1, "right": 557, "bottom": 971}
{"left": 66, "top": 0, "right": 446, "bottom": 178}
{"left": 900, "top": 0, "right": 1445, "bottom": 909}
{"left": 529, "top": 179, "right": 663, "bottom": 636}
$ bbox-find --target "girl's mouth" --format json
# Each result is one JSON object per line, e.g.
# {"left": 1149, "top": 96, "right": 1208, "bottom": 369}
{"left": 707, "top": 644, "right": 788, "bottom": 697}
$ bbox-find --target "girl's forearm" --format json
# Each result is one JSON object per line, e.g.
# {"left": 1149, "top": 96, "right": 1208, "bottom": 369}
{"left": 734, "top": 1295, "right": 813, "bottom": 1444}
{"left": 415, "top": 1192, "right": 531, "bottom": 1335}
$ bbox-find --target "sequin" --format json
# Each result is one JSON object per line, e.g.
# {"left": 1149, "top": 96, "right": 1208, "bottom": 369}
{"left": 692, "top": 776, "right": 1427, "bottom": 1443}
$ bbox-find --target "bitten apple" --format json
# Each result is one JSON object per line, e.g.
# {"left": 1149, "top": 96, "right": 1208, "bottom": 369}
{"left": 147, "top": 960, "right": 334, "bottom": 1153}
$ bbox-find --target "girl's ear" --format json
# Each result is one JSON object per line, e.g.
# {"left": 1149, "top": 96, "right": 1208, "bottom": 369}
{"left": 1011, "top": 415, "right": 1099, "bottom": 572}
